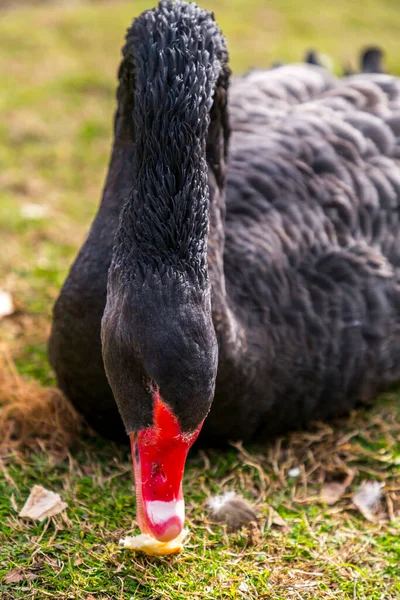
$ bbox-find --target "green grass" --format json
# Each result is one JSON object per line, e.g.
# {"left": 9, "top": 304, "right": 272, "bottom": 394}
{"left": 0, "top": 1, "right": 400, "bottom": 598}
{"left": 1, "top": 404, "right": 399, "bottom": 599}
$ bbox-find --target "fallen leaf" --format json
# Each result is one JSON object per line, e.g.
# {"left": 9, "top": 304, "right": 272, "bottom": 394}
{"left": 320, "top": 471, "right": 355, "bottom": 505}
{"left": 246, "top": 520, "right": 261, "bottom": 545}
{"left": 19, "top": 485, "right": 67, "bottom": 521}
{"left": 4, "top": 570, "right": 24, "bottom": 584}
{"left": 353, "top": 481, "right": 384, "bottom": 521}
{"left": 0, "top": 290, "right": 14, "bottom": 319}
{"left": 268, "top": 506, "right": 291, "bottom": 532}
{"left": 73, "top": 557, "right": 84, "bottom": 567}
{"left": 4, "top": 569, "right": 38, "bottom": 584}
{"left": 321, "top": 482, "right": 346, "bottom": 505}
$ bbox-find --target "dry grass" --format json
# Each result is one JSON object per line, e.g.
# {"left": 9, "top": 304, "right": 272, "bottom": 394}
{"left": 0, "top": 352, "right": 81, "bottom": 454}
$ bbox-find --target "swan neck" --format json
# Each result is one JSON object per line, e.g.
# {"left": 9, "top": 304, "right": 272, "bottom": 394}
{"left": 110, "top": 4, "right": 228, "bottom": 287}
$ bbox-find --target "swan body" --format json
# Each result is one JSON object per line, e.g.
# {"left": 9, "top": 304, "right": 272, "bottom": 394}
{"left": 49, "top": 1, "right": 400, "bottom": 539}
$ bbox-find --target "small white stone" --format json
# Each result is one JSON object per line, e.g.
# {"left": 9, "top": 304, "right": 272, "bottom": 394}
{"left": 288, "top": 467, "right": 301, "bottom": 478}
{"left": 0, "top": 290, "right": 14, "bottom": 319}
{"left": 239, "top": 581, "right": 249, "bottom": 592}
{"left": 20, "top": 203, "right": 48, "bottom": 219}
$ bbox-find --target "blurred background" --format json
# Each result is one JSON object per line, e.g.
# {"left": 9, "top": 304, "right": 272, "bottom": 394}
{"left": 1, "top": 0, "right": 400, "bottom": 384}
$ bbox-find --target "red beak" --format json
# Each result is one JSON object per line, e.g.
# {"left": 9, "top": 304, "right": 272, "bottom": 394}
{"left": 130, "top": 395, "right": 202, "bottom": 542}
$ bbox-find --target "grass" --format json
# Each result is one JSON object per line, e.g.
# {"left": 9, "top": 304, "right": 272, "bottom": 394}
{"left": 1, "top": 401, "right": 399, "bottom": 599}
{"left": 0, "top": 0, "right": 399, "bottom": 598}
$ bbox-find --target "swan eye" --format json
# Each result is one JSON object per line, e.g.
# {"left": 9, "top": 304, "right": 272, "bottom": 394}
{"left": 150, "top": 379, "right": 158, "bottom": 393}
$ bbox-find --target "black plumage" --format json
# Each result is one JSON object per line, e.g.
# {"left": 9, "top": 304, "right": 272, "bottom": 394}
{"left": 49, "top": 1, "right": 400, "bottom": 445}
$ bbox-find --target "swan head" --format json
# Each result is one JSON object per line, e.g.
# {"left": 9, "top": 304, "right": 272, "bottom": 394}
{"left": 101, "top": 282, "right": 218, "bottom": 541}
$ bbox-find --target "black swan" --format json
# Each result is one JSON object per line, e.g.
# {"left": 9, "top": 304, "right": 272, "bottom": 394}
{"left": 361, "top": 46, "right": 385, "bottom": 74}
{"left": 304, "top": 49, "right": 323, "bottom": 67}
{"left": 343, "top": 46, "right": 385, "bottom": 76}
{"left": 49, "top": 1, "right": 400, "bottom": 541}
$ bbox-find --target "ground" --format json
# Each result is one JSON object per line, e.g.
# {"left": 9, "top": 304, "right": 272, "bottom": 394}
{"left": 0, "top": 1, "right": 400, "bottom": 599}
